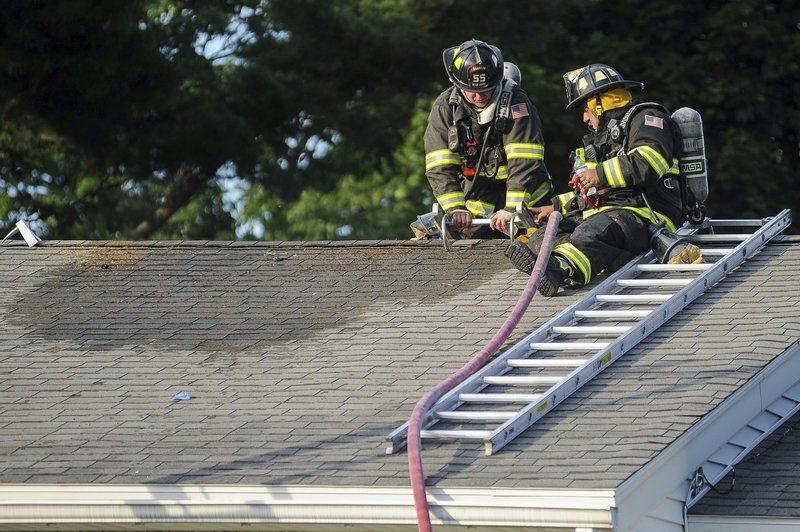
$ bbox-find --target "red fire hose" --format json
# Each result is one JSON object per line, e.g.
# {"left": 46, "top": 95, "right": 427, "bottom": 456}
{"left": 407, "top": 211, "right": 562, "bottom": 532}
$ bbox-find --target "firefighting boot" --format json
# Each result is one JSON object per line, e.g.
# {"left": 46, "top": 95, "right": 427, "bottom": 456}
{"left": 504, "top": 242, "right": 566, "bottom": 297}
{"left": 538, "top": 256, "right": 567, "bottom": 297}
{"left": 505, "top": 241, "right": 537, "bottom": 274}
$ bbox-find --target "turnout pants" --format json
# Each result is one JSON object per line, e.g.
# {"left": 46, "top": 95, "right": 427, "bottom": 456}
{"left": 526, "top": 209, "right": 649, "bottom": 284}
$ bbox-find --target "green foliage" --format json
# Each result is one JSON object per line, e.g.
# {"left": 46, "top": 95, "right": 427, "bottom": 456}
{"left": 0, "top": 0, "right": 798, "bottom": 240}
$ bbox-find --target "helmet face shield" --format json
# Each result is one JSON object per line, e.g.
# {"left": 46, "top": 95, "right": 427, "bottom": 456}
{"left": 443, "top": 39, "right": 504, "bottom": 93}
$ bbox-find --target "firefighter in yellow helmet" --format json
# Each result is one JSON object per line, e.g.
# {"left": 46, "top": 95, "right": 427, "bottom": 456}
{"left": 506, "top": 64, "right": 691, "bottom": 296}
{"left": 423, "top": 39, "right": 552, "bottom": 238}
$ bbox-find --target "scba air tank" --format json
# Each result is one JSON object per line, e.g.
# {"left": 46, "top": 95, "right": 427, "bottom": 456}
{"left": 671, "top": 107, "right": 709, "bottom": 208}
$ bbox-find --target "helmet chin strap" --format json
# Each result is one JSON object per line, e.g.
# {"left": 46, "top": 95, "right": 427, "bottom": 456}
{"left": 593, "top": 96, "right": 604, "bottom": 118}
{"left": 460, "top": 83, "right": 502, "bottom": 118}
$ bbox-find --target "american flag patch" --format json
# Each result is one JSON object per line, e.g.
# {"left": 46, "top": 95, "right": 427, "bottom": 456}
{"left": 511, "top": 103, "right": 529, "bottom": 119}
{"left": 644, "top": 114, "right": 664, "bottom": 129}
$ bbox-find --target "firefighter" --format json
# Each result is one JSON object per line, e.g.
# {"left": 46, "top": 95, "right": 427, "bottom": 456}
{"left": 506, "top": 64, "right": 691, "bottom": 296}
{"left": 424, "top": 39, "right": 552, "bottom": 237}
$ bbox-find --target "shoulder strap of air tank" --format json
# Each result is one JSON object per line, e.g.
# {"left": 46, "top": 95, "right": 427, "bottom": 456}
{"left": 620, "top": 101, "right": 668, "bottom": 150}
{"left": 448, "top": 86, "right": 461, "bottom": 126}
{"left": 494, "top": 79, "right": 516, "bottom": 134}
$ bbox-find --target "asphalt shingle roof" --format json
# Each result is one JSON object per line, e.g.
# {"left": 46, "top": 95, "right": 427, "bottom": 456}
{"left": 1, "top": 238, "right": 798, "bottom": 490}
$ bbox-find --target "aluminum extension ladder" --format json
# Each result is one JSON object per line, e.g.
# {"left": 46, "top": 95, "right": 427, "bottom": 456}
{"left": 387, "top": 210, "right": 792, "bottom": 456}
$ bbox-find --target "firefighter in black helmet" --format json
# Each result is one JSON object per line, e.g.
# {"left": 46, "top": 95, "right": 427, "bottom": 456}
{"left": 423, "top": 39, "right": 551, "bottom": 237}
{"left": 506, "top": 64, "right": 698, "bottom": 296}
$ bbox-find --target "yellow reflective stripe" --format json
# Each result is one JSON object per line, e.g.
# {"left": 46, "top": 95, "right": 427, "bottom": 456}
{"left": 436, "top": 191, "right": 466, "bottom": 210}
{"left": 506, "top": 143, "right": 544, "bottom": 150}
{"left": 556, "top": 191, "right": 577, "bottom": 214}
{"left": 466, "top": 200, "right": 495, "bottom": 216}
{"left": 425, "top": 149, "right": 460, "bottom": 171}
{"left": 529, "top": 179, "right": 552, "bottom": 205}
{"left": 667, "top": 157, "right": 679, "bottom": 175}
{"left": 556, "top": 191, "right": 576, "bottom": 203}
{"left": 453, "top": 47, "right": 463, "bottom": 69}
{"left": 505, "top": 143, "right": 544, "bottom": 160}
{"left": 601, "top": 156, "right": 626, "bottom": 187}
{"left": 613, "top": 158, "right": 625, "bottom": 186}
{"left": 479, "top": 165, "right": 509, "bottom": 180}
{"left": 506, "top": 191, "right": 527, "bottom": 202}
{"left": 505, "top": 180, "right": 552, "bottom": 209}
{"left": 630, "top": 145, "right": 669, "bottom": 176}
{"left": 582, "top": 206, "right": 677, "bottom": 232}
{"left": 623, "top": 206, "right": 677, "bottom": 232}
{"left": 554, "top": 243, "right": 591, "bottom": 284}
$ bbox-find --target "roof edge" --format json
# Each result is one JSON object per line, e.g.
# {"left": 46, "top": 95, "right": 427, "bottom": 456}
{"left": 0, "top": 484, "right": 615, "bottom": 530}
{"left": 7, "top": 234, "right": 796, "bottom": 248}
{"left": 614, "top": 340, "right": 800, "bottom": 529}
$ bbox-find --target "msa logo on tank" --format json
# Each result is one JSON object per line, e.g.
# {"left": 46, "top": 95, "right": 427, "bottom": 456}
{"left": 468, "top": 64, "right": 491, "bottom": 89}
{"left": 680, "top": 158, "right": 706, "bottom": 175}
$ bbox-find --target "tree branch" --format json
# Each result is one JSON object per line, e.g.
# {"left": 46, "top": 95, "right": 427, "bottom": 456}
{"left": 127, "top": 166, "right": 209, "bottom": 239}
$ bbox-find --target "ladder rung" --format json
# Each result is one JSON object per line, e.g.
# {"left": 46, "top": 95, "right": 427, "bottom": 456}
{"left": 709, "top": 219, "right": 765, "bottom": 226}
{"left": 484, "top": 375, "right": 565, "bottom": 385}
{"left": 508, "top": 358, "right": 587, "bottom": 367}
{"left": 690, "top": 234, "right": 750, "bottom": 242}
{"left": 459, "top": 393, "right": 543, "bottom": 403}
{"left": 637, "top": 264, "right": 712, "bottom": 272}
{"left": 552, "top": 325, "right": 631, "bottom": 335}
{"left": 699, "top": 248, "right": 734, "bottom": 255}
{"left": 617, "top": 279, "right": 693, "bottom": 287}
{"left": 437, "top": 411, "right": 516, "bottom": 422}
{"left": 421, "top": 429, "right": 491, "bottom": 440}
{"left": 575, "top": 310, "right": 652, "bottom": 318}
{"left": 530, "top": 342, "right": 609, "bottom": 350}
{"left": 596, "top": 294, "right": 673, "bottom": 303}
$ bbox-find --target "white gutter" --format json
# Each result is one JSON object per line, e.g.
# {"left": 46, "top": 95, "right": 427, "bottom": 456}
{"left": 0, "top": 484, "right": 615, "bottom": 530}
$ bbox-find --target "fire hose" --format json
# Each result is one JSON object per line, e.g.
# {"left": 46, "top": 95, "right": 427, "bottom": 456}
{"left": 407, "top": 211, "right": 563, "bottom": 531}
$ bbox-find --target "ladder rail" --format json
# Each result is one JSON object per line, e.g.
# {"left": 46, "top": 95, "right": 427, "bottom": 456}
{"left": 705, "top": 218, "right": 770, "bottom": 227}
{"left": 385, "top": 230, "right": 680, "bottom": 453}
{"left": 485, "top": 210, "right": 792, "bottom": 455}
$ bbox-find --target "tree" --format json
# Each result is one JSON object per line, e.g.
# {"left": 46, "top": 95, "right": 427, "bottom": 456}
{"left": 1, "top": 0, "right": 797, "bottom": 240}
